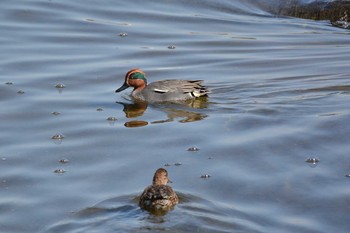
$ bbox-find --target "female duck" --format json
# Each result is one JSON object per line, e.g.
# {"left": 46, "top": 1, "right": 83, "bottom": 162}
{"left": 139, "top": 168, "right": 178, "bottom": 211}
{"left": 116, "top": 68, "right": 209, "bottom": 102}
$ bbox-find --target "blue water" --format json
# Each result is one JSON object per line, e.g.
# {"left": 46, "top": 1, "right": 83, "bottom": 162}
{"left": 1, "top": 1, "right": 350, "bottom": 232}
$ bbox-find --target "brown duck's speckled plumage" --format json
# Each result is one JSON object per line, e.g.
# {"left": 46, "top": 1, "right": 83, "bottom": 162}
{"left": 139, "top": 168, "right": 178, "bottom": 211}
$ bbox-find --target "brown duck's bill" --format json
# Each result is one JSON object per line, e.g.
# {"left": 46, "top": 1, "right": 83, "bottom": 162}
{"left": 115, "top": 82, "right": 129, "bottom": 92}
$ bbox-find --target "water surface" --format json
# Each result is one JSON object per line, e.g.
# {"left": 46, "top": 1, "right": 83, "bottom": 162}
{"left": 1, "top": 1, "right": 350, "bottom": 233}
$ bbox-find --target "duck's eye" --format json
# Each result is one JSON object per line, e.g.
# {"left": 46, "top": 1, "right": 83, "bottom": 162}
{"left": 131, "top": 72, "right": 143, "bottom": 79}
{"left": 130, "top": 72, "right": 147, "bottom": 84}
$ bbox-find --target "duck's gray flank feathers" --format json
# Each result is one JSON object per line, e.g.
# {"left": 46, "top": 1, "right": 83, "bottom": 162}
{"left": 148, "top": 80, "right": 209, "bottom": 95}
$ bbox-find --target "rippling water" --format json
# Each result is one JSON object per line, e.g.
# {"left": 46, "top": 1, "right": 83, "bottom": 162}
{"left": 1, "top": 0, "right": 350, "bottom": 233}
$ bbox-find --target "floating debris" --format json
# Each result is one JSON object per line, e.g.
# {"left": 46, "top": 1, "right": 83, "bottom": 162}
{"left": 119, "top": 32, "right": 128, "bottom": 37}
{"left": 55, "top": 83, "right": 65, "bottom": 88}
{"left": 52, "top": 111, "right": 61, "bottom": 116}
{"left": 59, "top": 159, "right": 69, "bottom": 164}
{"left": 164, "top": 163, "right": 171, "bottom": 167}
{"left": 52, "top": 133, "right": 65, "bottom": 140}
{"left": 305, "top": 157, "right": 320, "bottom": 164}
{"left": 5, "top": 82, "right": 13, "bottom": 85}
{"left": 200, "top": 174, "right": 211, "bottom": 179}
{"left": 96, "top": 107, "right": 104, "bottom": 111}
{"left": 187, "top": 147, "right": 200, "bottom": 152}
{"left": 107, "top": 116, "right": 117, "bottom": 121}
{"left": 54, "top": 169, "right": 66, "bottom": 174}
{"left": 17, "top": 90, "right": 25, "bottom": 94}
{"left": 345, "top": 174, "right": 350, "bottom": 178}
{"left": 168, "top": 45, "right": 176, "bottom": 49}
{"left": 174, "top": 162, "right": 182, "bottom": 166}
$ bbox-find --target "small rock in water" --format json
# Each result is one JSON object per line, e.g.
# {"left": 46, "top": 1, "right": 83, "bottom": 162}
{"left": 345, "top": 174, "right": 350, "bottom": 178}
{"left": 107, "top": 116, "right": 117, "bottom": 121}
{"left": 52, "top": 111, "right": 61, "bottom": 115}
{"left": 174, "top": 162, "right": 182, "bottom": 166}
{"left": 119, "top": 32, "right": 128, "bottom": 37}
{"left": 54, "top": 169, "right": 65, "bottom": 174}
{"left": 17, "top": 90, "right": 25, "bottom": 94}
{"left": 5, "top": 82, "right": 13, "bottom": 85}
{"left": 187, "top": 147, "right": 200, "bottom": 152}
{"left": 96, "top": 107, "right": 104, "bottom": 111}
{"left": 52, "top": 133, "right": 65, "bottom": 140}
{"left": 168, "top": 45, "right": 176, "bottom": 49}
{"left": 164, "top": 163, "right": 171, "bottom": 167}
{"left": 305, "top": 157, "right": 320, "bottom": 164}
{"left": 55, "top": 83, "right": 65, "bottom": 88}
{"left": 200, "top": 174, "right": 211, "bottom": 179}
{"left": 59, "top": 159, "right": 69, "bottom": 164}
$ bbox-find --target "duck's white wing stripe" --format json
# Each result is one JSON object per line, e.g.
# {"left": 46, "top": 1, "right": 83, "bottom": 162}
{"left": 153, "top": 88, "right": 169, "bottom": 93}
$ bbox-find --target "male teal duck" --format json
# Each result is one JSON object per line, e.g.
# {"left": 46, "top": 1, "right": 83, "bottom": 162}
{"left": 116, "top": 68, "right": 209, "bottom": 102}
{"left": 139, "top": 168, "right": 178, "bottom": 212}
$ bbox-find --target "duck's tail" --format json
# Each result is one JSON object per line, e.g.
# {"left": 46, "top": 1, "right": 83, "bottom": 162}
{"left": 189, "top": 80, "right": 210, "bottom": 97}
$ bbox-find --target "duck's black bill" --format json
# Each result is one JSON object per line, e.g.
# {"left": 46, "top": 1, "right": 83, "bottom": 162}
{"left": 115, "top": 83, "right": 129, "bottom": 92}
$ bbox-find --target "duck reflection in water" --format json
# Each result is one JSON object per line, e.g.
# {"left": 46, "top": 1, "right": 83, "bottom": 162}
{"left": 116, "top": 98, "right": 208, "bottom": 127}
